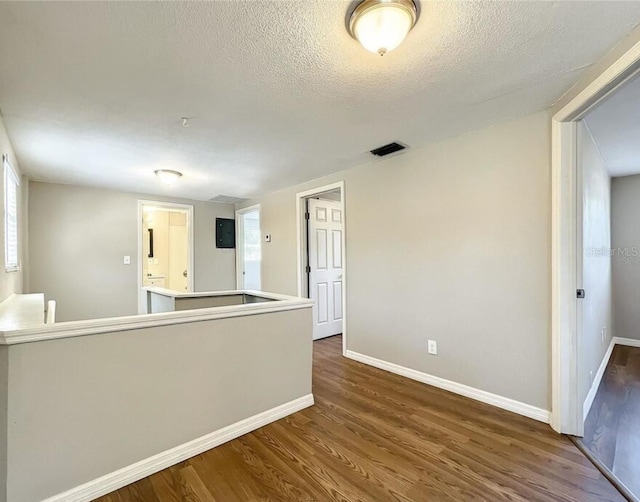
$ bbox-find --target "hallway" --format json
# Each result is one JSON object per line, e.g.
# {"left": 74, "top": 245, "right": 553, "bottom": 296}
{"left": 98, "top": 336, "right": 623, "bottom": 501}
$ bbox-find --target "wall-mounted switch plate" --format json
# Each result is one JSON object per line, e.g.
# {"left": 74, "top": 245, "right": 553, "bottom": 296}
{"left": 428, "top": 339, "right": 437, "bottom": 355}
{"left": 123, "top": 255, "right": 131, "bottom": 265}
{"left": 265, "top": 234, "right": 272, "bottom": 242}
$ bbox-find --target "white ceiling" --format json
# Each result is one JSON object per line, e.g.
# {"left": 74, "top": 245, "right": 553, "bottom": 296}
{"left": 1, "top": 1, "right": 640, "bottom": 201}
{"left": 584, "top": 74, "right": 640, "bottom": 178}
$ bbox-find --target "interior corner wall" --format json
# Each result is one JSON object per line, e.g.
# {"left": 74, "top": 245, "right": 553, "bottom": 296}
{"left": 28, "top": 182, "right": 236, "bottom": 322}
{"left": 612, "top": 174, "right": 640, "bottom": 341}
{"left": 0, "top": 116, "right": 25, "bottom": 303}
{"left": 238, "top": 110, "right": 551, "bottom": 410}
{"left": 577, "top": 121, "right": 613, "bottom": 407}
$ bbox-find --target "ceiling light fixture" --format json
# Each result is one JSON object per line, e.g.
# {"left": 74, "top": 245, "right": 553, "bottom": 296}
{"left": 154, "top": 169, "right": 183, "bottom": 185}
{"left": 348, "top": 0, "right": 418, "bottom": 56}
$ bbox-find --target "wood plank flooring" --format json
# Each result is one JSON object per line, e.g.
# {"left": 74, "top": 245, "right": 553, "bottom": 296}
{"left": 96, "top": 335, "right": 623, "bottom": 502}
{"left": 582, "top": 344, "right": 640, "bottom": 499}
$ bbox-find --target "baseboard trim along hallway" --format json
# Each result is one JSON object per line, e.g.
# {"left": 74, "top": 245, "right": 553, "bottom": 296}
{"left": 614, "top": 337, "right": 640, "bottom": 348}
{"left": 584, "top": 338, "right": 616, "bottom": 419}
{"left": 345, "top": 350, "right": 550, "bottom": 423}
{"left": 43, "top": 394, "right": 315, "bottom": 502}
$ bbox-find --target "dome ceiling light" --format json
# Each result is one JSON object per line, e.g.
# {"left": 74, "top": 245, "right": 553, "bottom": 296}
{"left": 348, "top": 0, "right": 418, "bottom": 56}
{"left": 154, "top": 169, "right": 183, "bottom": 185}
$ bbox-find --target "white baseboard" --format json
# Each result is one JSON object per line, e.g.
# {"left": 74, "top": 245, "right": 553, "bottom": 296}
{"left": 613, "top": 336, "right": 640, "bottom": 348}
{"left": 583, "top": 338, "right": 615, "bottom": 419}
{"left": 345, "top": 351, "right": 550, "bottom": 423}
{"left": 44, "top": 394, "right": 314, "bottom": 502}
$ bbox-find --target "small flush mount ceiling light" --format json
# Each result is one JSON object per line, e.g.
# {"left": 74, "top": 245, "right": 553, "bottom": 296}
{"left": 154, "top": 169, "right": 183, "bottom": 185}
{"left": 349, "top": 0, "right": 418, "bottom": 56}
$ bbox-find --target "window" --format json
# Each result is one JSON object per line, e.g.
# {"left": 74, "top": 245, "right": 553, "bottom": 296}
{"left": 4, "top": 155, "right": 19, "bottom": 272}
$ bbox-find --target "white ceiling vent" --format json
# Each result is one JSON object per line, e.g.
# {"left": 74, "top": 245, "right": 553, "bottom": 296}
{"left": 209, "top": 195, "right": 248, "bottom": 204}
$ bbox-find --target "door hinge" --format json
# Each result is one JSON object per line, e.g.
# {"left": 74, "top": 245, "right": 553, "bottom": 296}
{"left": 305, "top": 212, "right": 310, "bottom": 220}
{"left": 577, "top": 289, "right": 586, "bottom": 299}
{"left": 306, "top": 265, "right": 311, "bottom": 274}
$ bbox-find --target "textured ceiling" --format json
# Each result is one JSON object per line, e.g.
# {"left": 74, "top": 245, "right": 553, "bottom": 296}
{"left": 1, "top": 1, "right": 640, "bottom": 200}
{"left": 585, "top": 74, "right": 640, "bottom": 178}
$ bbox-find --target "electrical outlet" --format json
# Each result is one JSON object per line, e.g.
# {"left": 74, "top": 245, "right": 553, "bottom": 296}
{"left": 427, "top": 339, "right": 437, "bottom": 355}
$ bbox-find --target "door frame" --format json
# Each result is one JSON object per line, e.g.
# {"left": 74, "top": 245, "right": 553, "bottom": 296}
{"left": 235, "top": 204, "right": 261, "bottom": 291}
{"left": 551, "top": 41, "right": 640, "bottom": 434}
{"left": 296, "top": 181, "right": 346, "bottom": 355}
{"left": 137, "top": 200, "right": 195, "bottom": 314}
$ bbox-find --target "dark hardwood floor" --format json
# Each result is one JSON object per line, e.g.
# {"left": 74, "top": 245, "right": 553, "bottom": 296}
{"left": 582, "top": 344, "right": 640, "bottom": 499}
{"left": 96, "top": 335, "right": 623, "bottom": 502}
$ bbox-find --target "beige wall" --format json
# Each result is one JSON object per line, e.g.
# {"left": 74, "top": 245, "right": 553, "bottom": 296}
{"left": 578, "top": 122, "right": 613, "bottom": 406}
{"left": 29, "top": 182, "right": 236, "bottom": 321}
{"left": 0, "top": 348, "right": 7, "bottom": 502}
{"left": 5, "top": 308, "right": 312, "bottom": 502}
{"left": 0, "top": 116, "right": 26, "bottom": 303}
{"left": 240, "top": 111, "right": 551, "bottom": 410}
{"left": 612, "top": 174, "right": 640, "bottom": 341}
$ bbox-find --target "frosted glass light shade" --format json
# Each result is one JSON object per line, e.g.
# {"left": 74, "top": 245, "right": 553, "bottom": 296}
{"left": 154, "top": 169, "right": 182, "bottom": 185}
{"left": 350, "top": 0, "right": 417, "bottom": 56}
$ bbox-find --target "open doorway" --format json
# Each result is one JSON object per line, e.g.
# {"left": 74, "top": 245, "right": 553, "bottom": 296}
{"left": 296, "top": 182, "right": 346, "bottom": 350}
{"left": 552, "top": 43, "right": 640, "bottom": 438}
{"left": 137, "top": 200, "right": 194, "bottom": 313}
{"left": 551, "top": 37, "right": 640, "bottom": 501}
{"left": 569, "top": 72, "right": 640, "bottom": 500}
{"left": 236, "top": 205, "right": 261, "bottom": 291}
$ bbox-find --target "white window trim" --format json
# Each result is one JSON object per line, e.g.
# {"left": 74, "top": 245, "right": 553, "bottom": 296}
{"left": 4, "top": 154, "right": 20, "bottom": 273}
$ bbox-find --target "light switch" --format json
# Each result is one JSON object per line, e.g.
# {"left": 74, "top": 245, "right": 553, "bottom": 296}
{"left": 123, "top": 255, "right": 131, "bottom": 265}
{"left": 265, "top": 234, "right": 272, "bottom": 242}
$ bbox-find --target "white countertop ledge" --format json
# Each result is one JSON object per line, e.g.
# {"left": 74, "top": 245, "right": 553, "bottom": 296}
{"left": 143, "top": 287, "right": 290, "bottom": 298}
{"left": 0, "top": 293, "right": 45, "bottom": 332}
{"left": 0, "top": 290, "right": 313, "bottom": 346}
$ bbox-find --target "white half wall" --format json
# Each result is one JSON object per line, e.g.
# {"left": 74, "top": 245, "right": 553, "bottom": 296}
{"left": 5, "top": 307, "right": 312, "bottom": 502}
{"left": 239, "top": 111, "right": 551, "bottom": 411}
{"left": 28, "top": 182, "right": 236, "bottom": 321}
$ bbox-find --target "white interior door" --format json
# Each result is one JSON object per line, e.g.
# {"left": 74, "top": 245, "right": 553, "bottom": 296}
{"left": 238, "top": 208, "right": 261, "bottom": 291}
{"left": 308, "top": 198, "right": 343, "bottom": 340}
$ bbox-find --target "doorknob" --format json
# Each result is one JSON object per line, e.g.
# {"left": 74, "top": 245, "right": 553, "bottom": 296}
{"left": 183, "top": 270, "right": 188, "bottom": 278}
